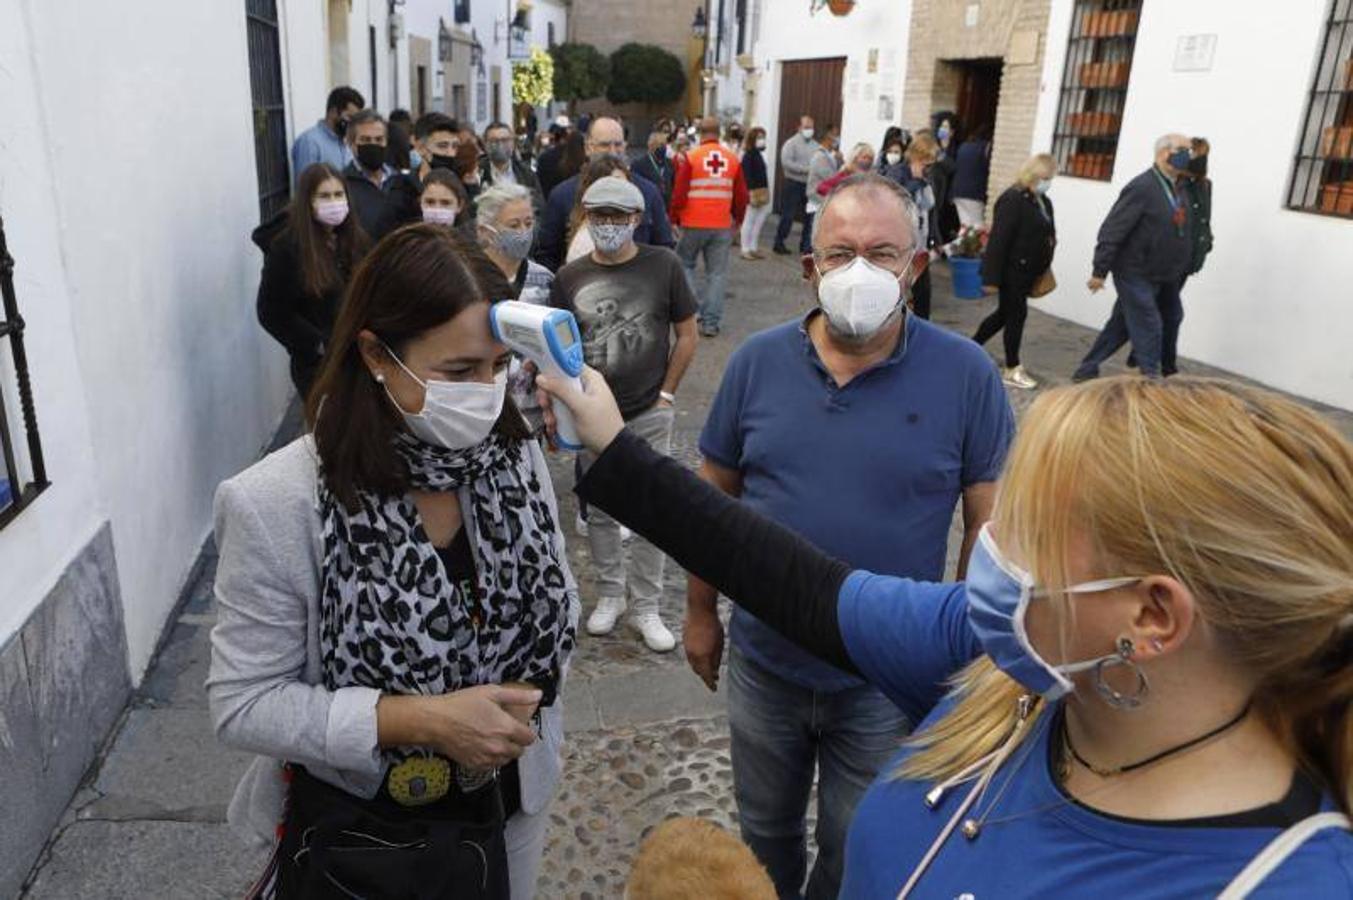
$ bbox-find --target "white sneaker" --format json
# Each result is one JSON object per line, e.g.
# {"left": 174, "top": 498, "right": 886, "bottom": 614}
{"left": 1002, "top": 365, "right": 1039, "bottom": 390}
{"left": 631, "top": 614, "right": 676, "bottom": 653}
{"left": 574, "top": 512, "right": 589, "bottom": 538}
{"left": 586, "top": 596, "right": 626, "bottom": 635}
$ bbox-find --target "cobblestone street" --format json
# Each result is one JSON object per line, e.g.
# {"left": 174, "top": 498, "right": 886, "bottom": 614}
{"left": 19, "top": 237, "right": 1353, "bottom": 899}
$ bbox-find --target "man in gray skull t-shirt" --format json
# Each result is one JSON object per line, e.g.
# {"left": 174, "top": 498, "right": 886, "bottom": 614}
{"left": 549, "top": 175, "right": 699, "bottom": 654}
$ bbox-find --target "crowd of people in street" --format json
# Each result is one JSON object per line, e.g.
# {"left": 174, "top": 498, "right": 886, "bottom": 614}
{"left": 223, "top": 83, "right": 1348, "bottom": 900}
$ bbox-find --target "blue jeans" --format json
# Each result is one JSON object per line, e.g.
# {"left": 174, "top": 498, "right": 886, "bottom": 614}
{"left": 773, "top": 179, "right": 812, "bottom": 253}
{"left": 1074, "top": 275, "right": 1182, "bottom": 379}
{"left": 677, "top": 227, "right": 733, "bottom": 329}
{"left": 728, "top": 646, "right": 910, "bottom": 900}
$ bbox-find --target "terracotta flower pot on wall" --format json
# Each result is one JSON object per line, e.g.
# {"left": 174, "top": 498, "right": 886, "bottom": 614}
{"left": 827, "top": 0, "right": 855, "bottom": 15}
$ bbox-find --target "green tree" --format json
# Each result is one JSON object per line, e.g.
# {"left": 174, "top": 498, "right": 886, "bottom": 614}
{"left": 606, "top": 43, "right": 687, "bottom": 106}
{"left": 550, "top": 42, "right": 610, "bottom": 112}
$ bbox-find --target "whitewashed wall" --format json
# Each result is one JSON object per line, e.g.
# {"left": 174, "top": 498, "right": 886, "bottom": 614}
{"left": 0, "top": 1, "right": 293, "bottom": 676}
{"left": 281, "top": 0, "right": 331, "bottom": 148}
{"left": 750, "top": 3, "right": 912, "bottom": 184}
{"left": 0, "top": 1, "right": 105, "bottom": 649}
{"left": 1032, "top": 0, "right": 1353, "bottom": 410}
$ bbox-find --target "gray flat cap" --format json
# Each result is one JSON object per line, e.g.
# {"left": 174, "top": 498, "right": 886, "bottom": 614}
{"left": 582, "top": 175, "right": 645, "bottom": 212}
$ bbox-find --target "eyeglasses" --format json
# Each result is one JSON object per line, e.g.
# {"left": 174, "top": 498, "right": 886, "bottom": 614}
{"left": 813, "top": 245, "right": 913, "bottom": 274}
{"left": 587, "top": 211, "right": 634, "bottom": 226}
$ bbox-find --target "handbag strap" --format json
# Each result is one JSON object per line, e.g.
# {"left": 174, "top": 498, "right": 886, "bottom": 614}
{"left": 1216, "top": 811, "right": 1351, "bottom": 899}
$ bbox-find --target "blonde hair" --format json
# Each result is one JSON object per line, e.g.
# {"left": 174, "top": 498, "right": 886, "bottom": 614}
{"left": 906, "top": 133, "right": 939, "bottom": 164}
{"left": 847, "top": 142, "right": 875, "bottom": 166}
{"left": 1014, "top": 153, "right": 1056, "bottom": 188}
{"left": 626, "top": 817, "right": 776, "bottom": 899}
{"left": 902, "top": 377, "right": 1353, "bottom": 815}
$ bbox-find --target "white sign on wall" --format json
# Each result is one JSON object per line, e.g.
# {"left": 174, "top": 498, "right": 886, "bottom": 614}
{"left": 965, "top": 3, "right": 980, "bottom": 27}
{"left": 1173, "top": 34, "right": 1218, "bottom": 72}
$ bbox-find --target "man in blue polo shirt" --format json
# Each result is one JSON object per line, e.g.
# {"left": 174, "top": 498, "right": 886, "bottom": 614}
{"left": 686, "top": 174, "right": 1014, "bottom": 900}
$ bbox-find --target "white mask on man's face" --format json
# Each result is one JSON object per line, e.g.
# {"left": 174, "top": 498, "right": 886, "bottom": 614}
{"left": 817, "top": 257, "right": 905, "bottom": 339}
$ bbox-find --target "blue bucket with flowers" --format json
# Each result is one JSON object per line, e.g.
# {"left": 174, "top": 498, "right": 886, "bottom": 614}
{"left": 946, "top": 226, "right": 987, "bottom": 299}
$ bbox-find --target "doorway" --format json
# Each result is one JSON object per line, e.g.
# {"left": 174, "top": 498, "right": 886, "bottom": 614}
{"left": 774, "top": 57, "right": 846, "bottom": 214}
{"left": 941, "top": 57, "right": 1006, "bottom": 139}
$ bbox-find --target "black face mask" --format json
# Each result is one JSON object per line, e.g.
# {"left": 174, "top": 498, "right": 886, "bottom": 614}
{"left": 335, "top": 117, "right": 349, "bottom": 138}
{"left": 1187, "top": 155, "right": 1208, "bottom": 178}
{"left": 429, "top": 153, "right": 459, "bottom": 171}
{"left": 356, "top": 143, "right": 387, "bottom": 171}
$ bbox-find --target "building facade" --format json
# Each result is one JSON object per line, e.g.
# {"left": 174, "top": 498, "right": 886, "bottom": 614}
{"left": 745, "top": 0, "right": 1353, "bottom": 412}
{"left": 0, "top": 0, "right": 566, "bottom": 890}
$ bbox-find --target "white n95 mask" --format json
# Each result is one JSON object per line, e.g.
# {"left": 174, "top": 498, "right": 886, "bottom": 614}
{"left": 383, "top": 346, "right": 507, "bottom": 450}
{"left": 817, "top": 256, "right": 904, "bottom": 339}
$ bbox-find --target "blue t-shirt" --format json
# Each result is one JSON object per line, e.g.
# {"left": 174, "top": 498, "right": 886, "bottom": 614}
{"left": 699, "top": 313, "right": 1014, "bottom": 692}
{"left": 834, "top": 571, "right": 1353, "bottom": 898}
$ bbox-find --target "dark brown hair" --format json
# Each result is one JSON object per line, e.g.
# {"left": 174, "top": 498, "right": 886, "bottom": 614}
{"left": 567, "top": 154, "right": 632, "bottom": 250}
{"left": 307, "top": 223, "right": 528, "bottom": 509}
{"left": 286, "top": 162, "right": 371, "bottom": 298}
{"left": 559, "top": 130, "right": 587, "bottom": 182}
{"left": 454, "top": 129, "right": 481, "bottom": 181}
{"left": 420, "top": 167, "right": 470, "bottom": 211}
{"left": 743, "top": 126, "right": 766, "bottom": 153}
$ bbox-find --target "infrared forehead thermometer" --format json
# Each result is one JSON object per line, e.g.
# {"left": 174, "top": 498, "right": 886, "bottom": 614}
{"left": 489, "top": 301, "right": 586, "bottom": 451}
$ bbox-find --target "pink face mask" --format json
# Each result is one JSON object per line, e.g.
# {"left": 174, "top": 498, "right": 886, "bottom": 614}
{"left": 423, "top": 206, "right": 458, "bottom": 226}
{"left": 314, "top": 200, "right": 349, "bottom": 226}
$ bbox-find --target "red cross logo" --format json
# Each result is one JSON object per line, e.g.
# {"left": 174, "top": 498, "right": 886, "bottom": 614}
{"left": 703, "top": 150, "right": 728, "bottom": 177}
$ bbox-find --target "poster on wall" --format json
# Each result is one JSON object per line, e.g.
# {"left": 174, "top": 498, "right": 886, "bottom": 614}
{"left": 878, "top": 92, "right": 895, "bottom": 122}
{"left": 1173, "top": 34, "right": 1218, "bottom": 72}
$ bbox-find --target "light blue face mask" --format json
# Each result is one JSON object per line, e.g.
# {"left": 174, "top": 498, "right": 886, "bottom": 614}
{"left": 965, "top": 524, "right": 1141, "bottom": 701}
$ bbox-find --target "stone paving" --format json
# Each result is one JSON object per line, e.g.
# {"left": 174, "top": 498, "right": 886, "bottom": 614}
{"left": 18, "top": 224, "right": 1353, "bottom": 899}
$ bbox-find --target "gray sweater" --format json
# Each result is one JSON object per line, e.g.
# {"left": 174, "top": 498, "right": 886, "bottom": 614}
{"left": 206, "top": 436, "right": 577, "bottom": 847}
{"left": 779, "top": 133, "right": 821, "bottom": 183}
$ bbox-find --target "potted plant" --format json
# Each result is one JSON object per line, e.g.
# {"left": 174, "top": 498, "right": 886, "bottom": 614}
{"left": 946, "top": 225, "right": 988, "bottom": 299}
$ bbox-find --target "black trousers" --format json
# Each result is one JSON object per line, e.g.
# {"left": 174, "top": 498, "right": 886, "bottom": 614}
{"left": 972, "top": 284, "right": 1029, "bottom": 367}
{"left": 910, "top": 267, "right": 932, "bottom": 320}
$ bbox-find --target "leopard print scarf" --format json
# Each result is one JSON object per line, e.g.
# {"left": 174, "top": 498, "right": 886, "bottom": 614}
{"left": 316, "top": 432, "right": 576, "bottom": 704}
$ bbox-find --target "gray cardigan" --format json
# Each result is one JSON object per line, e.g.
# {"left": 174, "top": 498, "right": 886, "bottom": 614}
{"left": 206, "top": 436, "right": 579, "bottom": 848}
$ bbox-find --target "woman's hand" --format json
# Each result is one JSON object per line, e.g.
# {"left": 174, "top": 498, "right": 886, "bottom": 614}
{"left": 378, "top": 684, "right": 541, "bottom": 770}
{"left": 536, "top": 367, "right": 626, "bottom": 454}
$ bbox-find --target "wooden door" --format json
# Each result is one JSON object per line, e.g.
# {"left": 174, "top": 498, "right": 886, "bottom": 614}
{"left": 774, "top": 57, "right": 846, "bottom": 213}
{"left": 956, "top": 59, "right": 1003, "bottom": 136}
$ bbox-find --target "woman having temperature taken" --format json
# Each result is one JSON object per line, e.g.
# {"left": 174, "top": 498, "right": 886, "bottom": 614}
{"left": 210, "top": 225, "right": 578, "bottom": 900}
{"left": 537, "top": 366, "right": 1353, "bottom": 897}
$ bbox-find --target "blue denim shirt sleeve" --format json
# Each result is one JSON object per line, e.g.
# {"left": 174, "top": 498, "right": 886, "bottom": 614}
{"left": 698, "top": 347, "right": 748, "bottom": 470}
{"left": 961, "top": 362, "right": 1016, "bottom": 486}
{"left": 292, "top": 131, "right": 321, "bottom": 187}
{"left": 837, "top": 571, "right": 981, "bottom": 723}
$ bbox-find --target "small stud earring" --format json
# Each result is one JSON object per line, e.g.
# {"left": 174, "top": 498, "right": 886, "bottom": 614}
{"left": 375, "top": 372, "right": 386, "bottom": 384}
{"left": 1150, "top": 638, "right": 1164, "bottom": 653}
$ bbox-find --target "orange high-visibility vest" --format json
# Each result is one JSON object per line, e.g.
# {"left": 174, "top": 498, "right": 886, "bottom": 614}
{"left": 677, "top": 141, "right": 741, "bottom": 229}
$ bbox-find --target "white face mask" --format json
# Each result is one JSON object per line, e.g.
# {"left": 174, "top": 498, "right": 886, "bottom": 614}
{"left": 422, "top": 206, "right": 458, "bottom": 226}
{"left": 801, "top": 128, "right": 815, "bottom": 140}
{"left": 886, "top": 151, "right": 902, "bottom": 166}
{"left": 383, "top": 348, "right": 507, "bottom": 450}
{"left": 817, "top": 256, "right": 904, "bottom": 339}
{"left": 755, "top": 138, "right": 767, "bottom": 150}
{"left": 1034, "top": 179, "right": 1052, "bottom": 196}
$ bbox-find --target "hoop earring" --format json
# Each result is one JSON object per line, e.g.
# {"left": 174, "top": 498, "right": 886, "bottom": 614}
{"left": 1094, "top": 637, "right": 1149, "bottom": 710}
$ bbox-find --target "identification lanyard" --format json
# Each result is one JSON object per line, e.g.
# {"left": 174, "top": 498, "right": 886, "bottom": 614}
{"left": 1153, "top": 168, "right": 1186, "bottom": 236}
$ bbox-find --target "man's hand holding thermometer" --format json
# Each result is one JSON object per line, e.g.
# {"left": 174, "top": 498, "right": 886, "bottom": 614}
{"left": 489, "top": 301, "right": 593, "bottom": 451}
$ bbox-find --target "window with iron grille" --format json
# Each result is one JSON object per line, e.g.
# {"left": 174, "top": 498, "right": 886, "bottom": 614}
{"left": 454, "top": 0, "right": 471, "bottom": 25}
{"left": 0, "top": 217, "right": 51, "bottom": 530}
{"left": 1049, "top": 0, "right": 1143, "bottom": 182}
{"left": 246, "top": 0, "right": 289, "bottom": 220}
{"left": 1287, "top": 0, "right": 1353, "bottom": 217}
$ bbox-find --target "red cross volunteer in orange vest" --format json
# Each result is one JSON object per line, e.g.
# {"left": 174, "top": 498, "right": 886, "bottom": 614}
{"left": 670, "top": 116, "right": 750, "bottom": 337}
